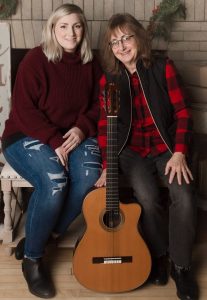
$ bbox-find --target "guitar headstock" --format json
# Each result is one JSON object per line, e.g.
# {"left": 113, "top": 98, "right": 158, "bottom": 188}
{"left": 103, "top": 82, "right": 120, "bottom": 116}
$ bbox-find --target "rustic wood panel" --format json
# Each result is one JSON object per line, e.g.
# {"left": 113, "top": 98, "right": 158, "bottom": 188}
{"left": 135, "top": 0, "right": 145, "bottom": 20}
{"left": 62, "top": 0, "right": 69, "bottom": 3}
{"left": 74, "top": 0, "right": 84, "bottom": 10}
{"left": 32, "top": 20, "right": 43, "bottom": 46}
{"left": 144, "top": 0, "right": 154, "bottom": 21}
{"left": 42, "top": 0, "right": 53, "bottom": 20}
{"left": 21, "top": 0, "right": 32, "bottom": 19}
{"left": 91, "top": 21, "right": 101, "bottom": 49}
{"left": 84, "top": 0, "right": 93, "bottom": 20}
{"left": 94, "top": 0, "right": 104, "bottom": 20}
{"left": 124, "top": 0, "right": 135, "bottom": 16}
{"left": 9, "top": 21, "right": 16, "bottom": 49}
{"left": 22, "top": 21, "right": 35, "bottom": 49}
{"left": 11, "top": 21, "right": 25, "bottom": 50}
{"left": 53, "top": 0, "right": 63, "bottom": 10}
{"left": 104, "top": 0, "right": 113, "bottom": 20}
{"left": 86, "top": 21, "right": 92, "bottom": 43}
{"left": 114, "top": 0, "right": 124, "bottom": 14}
{"left": 98, "top": 20, "right": 107, "bottom": 48}
{"left": 32, "top": 0, "right": 42, "bottom": 20}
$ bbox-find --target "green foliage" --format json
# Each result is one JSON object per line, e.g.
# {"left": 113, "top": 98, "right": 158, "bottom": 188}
{"left": 147, "top": 0, "right": 186, "bottom": 41}
{"left": 0, "top": 0, "right": 18, "bottom": 19}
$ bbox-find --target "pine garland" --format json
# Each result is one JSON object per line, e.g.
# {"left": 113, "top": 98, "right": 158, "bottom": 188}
{"left": 147, "top": 0, "right": 186, "bottom": 41}
{"left": 0, "top": 0, "right": 18, "bottom": 19}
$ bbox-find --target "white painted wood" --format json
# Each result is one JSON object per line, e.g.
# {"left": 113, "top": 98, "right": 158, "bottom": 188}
{"left": 0, "top": 23, "right": 11, "bottom": 167}
{"left": 135, "top": 0, "right": 145, "bottom": 20}
{"left": 73, "top": 0, "right": 84, "bottom": 9}
{"left": 84, "top": 0, "right": 94, "bottom": 20}
{"left": 195, "top": 0, "right": 205, "bottom": 21}
{"left": 22, "top": 20, "right": 35, "bottom": 48}
{"left": 124, "top": 0, "right": 135, "bottom": 16}
{"left": 94, "top": 0, "right": 103, "bottom": 20}
{"left": 11, "top": 21, "right": 25, "bottom": 48}
{"left": 114, "top": 0, "right": 124, "bottom": 14}
{"left": 21, "top": 0, "right": 32, "bottom": 20}
{"left": 185, "top": 0, "right": 195, "bottom": 21}
{"left": 0, "top": 163, "right": 32, "bottom": 248}
{"left": 144, "top": 0, "right": 154, "bottom": 21}
{"left": 32, "top": 20, "right": 43, "bottom": 46}
{"left": 86, "top": 20, "right": 92, "bottom": 43}
{"left": 53, "top": 0, "right": 63, "bottom": 10}
{"left": 42, "top": 0, "right": 53, "bottom": 20}
{"left": 32, "top": 0, "right": 42, "bottom": 20}
{"left": 91, "top": 21, "right": 101, "bottom": 49}
{"left": 104, "top": 0, "right": 113, "bottom": 20}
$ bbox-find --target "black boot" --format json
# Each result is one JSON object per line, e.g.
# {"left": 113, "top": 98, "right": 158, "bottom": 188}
{"left": 15, "top": 236, "right": 58, "bottom": 260}
{"left": 15, "top": 237, "right": 25, "bottom": 260}
{"left": 171, "top": 262, "right": 199, "bottom": 300}
{"left": 149, "top": 254, "right": 169, "bottom": 285}
{"left": 22, "top": 257, "right": 56, "bottom": 298}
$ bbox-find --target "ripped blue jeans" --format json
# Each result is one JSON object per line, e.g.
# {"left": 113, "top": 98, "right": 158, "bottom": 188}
{"left": 3, "top": 137, "right": 102, "bottom": 258}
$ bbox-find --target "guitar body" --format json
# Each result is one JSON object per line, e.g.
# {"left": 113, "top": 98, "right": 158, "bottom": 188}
{"left": 73, "top": 187, "right": 151, "bottom": 293}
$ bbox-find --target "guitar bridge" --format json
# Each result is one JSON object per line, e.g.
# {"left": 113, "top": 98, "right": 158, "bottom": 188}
{"left": 92, "top": 256, "right": 132, "bottom": 264}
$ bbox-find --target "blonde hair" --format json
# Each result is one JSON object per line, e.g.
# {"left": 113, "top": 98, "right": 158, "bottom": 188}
{"left": 41, "top": 3, "right": 92, "bottom": 64}
{"left": 101, "top": 13, "right": 151, "bottom": 74}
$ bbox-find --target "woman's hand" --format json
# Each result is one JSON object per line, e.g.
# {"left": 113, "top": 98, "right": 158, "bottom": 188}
{"left": 95, "top": 169, "right": 106, "bottom": 187}
{"left": 62, "top": 127, "right": 85, "bottom": 154}
{"left": 55, "top": 146, "right": 68, "bottom": 170}
{"left": 165, "top": 152, "right": 193, "bottom": 185}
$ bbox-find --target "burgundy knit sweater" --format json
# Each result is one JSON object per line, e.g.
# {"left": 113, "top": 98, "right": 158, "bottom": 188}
{"left": 2, "top": 46, "right": 102, "bottom": 150}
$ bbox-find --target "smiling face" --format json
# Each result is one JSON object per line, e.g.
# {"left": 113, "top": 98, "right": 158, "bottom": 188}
{"left": 54, "top": 13, "right": 83, "bottom": 53}
{"left": 110, "top": 27, "right": 138, "bottom": 73}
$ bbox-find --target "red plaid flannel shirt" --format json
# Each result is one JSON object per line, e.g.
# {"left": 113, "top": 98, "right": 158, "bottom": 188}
{"left": 98, "top": 59, "right": 192, "bottom": 169}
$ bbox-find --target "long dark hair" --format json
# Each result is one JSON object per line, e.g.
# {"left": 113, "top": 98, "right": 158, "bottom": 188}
{"left": 101, "top": 13, "right": 151, "bottom": 74}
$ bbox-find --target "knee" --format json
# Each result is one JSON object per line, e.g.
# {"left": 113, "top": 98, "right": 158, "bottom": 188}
{"left": 134, "top": 185, "right": 160, "bottom": 213}
{"left": 171, "top": 185, "right": 195, "bottom": 209}
{"left": 178, "top": 196, "right": 196, "bottom": 219}
{"left": 46, "top": 170, "right": 68, "bottom": 198}
{"left": 170, "top": 187, "right": 196, "bottom": 220}
{"left": 138, "top": 196, "right": 161, "bottom": 215}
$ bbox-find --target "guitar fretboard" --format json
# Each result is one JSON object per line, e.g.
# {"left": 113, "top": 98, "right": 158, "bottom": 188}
{"left": 106, "top": 116, "right": 119, "bottom": 213}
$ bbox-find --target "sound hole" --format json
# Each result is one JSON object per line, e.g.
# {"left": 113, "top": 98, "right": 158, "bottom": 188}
{"left": 103, "top": 210, "right": 122, "bottom": 229}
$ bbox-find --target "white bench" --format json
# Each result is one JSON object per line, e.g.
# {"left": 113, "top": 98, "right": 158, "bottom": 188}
{"left": 0, "top": 163, "right": 32, "bottom": 254}
{"left": 0, "top": 162, "right": 85, "bottom": 255}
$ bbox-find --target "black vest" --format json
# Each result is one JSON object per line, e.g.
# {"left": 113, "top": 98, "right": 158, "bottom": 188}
{"left": 105, "top": 57, "right": 192, "bottom": 155}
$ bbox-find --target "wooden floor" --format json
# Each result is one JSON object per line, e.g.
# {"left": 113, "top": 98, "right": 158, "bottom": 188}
{"left": 0, "top": 208, "right": 207, "bottom": 300}
{"left": 0, "top": 241, "right": 206, "bottom": 300}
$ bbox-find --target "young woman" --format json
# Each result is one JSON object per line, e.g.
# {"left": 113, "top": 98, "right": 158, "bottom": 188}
{"left": 95, "top": 13, "right": 198, "bottom": 300}
{"left": 2, "top": 4, "right": 102, "bottom": 298}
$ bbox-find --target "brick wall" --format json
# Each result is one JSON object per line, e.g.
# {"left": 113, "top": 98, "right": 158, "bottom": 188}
{"left": 0, "top": 0, "right": 207, "bottom": 61}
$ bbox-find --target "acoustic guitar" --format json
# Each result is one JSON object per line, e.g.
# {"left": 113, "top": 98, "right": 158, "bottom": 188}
{"left": 73, "top": 82, "right": 151, "bottom": 293}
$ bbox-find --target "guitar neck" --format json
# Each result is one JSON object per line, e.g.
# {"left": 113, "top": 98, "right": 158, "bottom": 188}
{"left": 106, "top": 116, "right": 119, "bottom": 212}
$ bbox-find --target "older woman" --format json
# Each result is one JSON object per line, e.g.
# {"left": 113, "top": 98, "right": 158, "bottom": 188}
{"left": 2, "top": 4, "right": 102, "bottom": 298}
{"left": 95, "top": 13, "right": 198, "bottom": 300}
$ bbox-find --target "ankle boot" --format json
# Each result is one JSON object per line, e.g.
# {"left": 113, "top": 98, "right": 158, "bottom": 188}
{"left": 149, "top": 255, "right": 169, "bottom": 285}
{"left": 15, "top": 235, "right": 58, "bottom": 260}
{"left": 22, "top": 257, "right": 56, "bottom": 298}
{"left": 170, "top": 262, "right": 199, "bottom": 300}
{"left": 15, "top": 237, "right": 25, "bottom": 260}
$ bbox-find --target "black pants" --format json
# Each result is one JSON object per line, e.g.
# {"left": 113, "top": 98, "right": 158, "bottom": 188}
{"left": 119, "top": 148, "right": 197, "bottom": 267}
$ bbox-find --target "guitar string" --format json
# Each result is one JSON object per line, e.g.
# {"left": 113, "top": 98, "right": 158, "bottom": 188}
{"left": 107, "top": 116, "right": 119, "bottom": 259}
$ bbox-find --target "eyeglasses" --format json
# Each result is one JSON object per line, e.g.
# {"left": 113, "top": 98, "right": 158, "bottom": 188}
{"left": 109, "top": 35, "right": 134, "bottom": 49}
